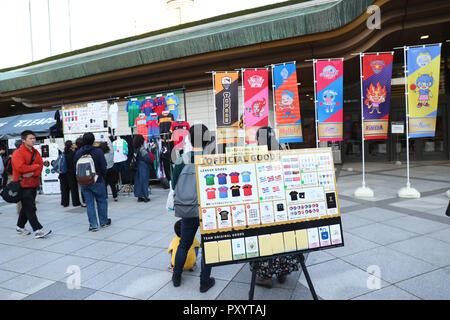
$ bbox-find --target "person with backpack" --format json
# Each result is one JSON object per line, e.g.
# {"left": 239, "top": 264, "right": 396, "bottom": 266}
{"left": 58, "top": 140, "right": 81, "bottom": 207}
{"left": 12, "top": 130, "right": 51, "bottom": 238}
{"left": 74, "top": 132, "right": 110, "bottom": 232}
{"left": 74, "top": 137, "right": 87, "bottom": 207}
{"left": 171, "top": 124, "right": 215, "bottom": 293}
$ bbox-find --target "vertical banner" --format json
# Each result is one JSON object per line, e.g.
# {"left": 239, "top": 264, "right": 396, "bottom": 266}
{"left": 315, "top": 59, "right": 344, "bottom": 141}
{"left": 362, "top": 53, "right": 394, "bottom": 140}
{"left": 407, "top": 44, "right": 441, "bottom": 138}
{"left": 273, "top": 62, "right": 303, "bottom": 143}
{"left": 243, "top": 69, "right": 269, "bottom": 144}
{"left": 214, "top": 72, "right": 239, "bottom": 144}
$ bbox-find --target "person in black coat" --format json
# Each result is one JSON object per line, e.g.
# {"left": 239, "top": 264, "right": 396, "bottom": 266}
{"left": 59, "top": 140, "right": 81, "bottom": 207}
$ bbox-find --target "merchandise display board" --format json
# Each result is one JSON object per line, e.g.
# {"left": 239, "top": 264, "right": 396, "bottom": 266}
{"left": 62, "top": 101, "right": 109, "bottom": 138}
{"left": 195, "top": 147, "right": 344, "bottom": 266}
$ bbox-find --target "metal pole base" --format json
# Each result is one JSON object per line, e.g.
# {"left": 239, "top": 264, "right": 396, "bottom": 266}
{"left": 397, "top": 184, "right": 420, "bottom": 198}
{"left": 446, "top": 190, "right": 450, "bottom": 199}
{"left": 354, "top": 183, "right": 374, "bottom": 198}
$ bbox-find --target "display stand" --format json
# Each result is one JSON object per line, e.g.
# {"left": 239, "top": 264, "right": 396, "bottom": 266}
{"left": 248, "top": 253, "right": 318, "bottom": 300}
{"left": 396, "top": 46, "right": 420, "bottom": 199}
{"left": 354, "top": 53, "right": 374, "bottom": 198}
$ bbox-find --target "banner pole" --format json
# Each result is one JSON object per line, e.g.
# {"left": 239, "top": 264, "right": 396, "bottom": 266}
{"left": 241, "top": 68, "right": 246, "bottom": 146}
{"left": 270, "top": 64, "right": 278, "bottom": 140}
{"left": 212, "top": 72, "right": 218, "bottom": 154}
{"left": 398, "top": 46, "right": 420, "bottom": 198}
{"left": 312, "top": 59, "right": 319, "bottom": 148}
{"left": 354, "top": 53, "right": 374, "bottom": 198}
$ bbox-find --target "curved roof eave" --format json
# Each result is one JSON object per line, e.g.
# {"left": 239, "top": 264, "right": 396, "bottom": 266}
{"left": 0, "top": 0, "right": 375, "bottom": 93}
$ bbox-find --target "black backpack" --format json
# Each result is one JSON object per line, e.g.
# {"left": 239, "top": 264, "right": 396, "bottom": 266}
{"left": 1, "top": 150, "right": 36, "bottom": 203}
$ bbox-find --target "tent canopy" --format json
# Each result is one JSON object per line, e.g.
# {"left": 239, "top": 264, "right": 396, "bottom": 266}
{"left": 0, "top": 110, "right": 57, "bottom": 139}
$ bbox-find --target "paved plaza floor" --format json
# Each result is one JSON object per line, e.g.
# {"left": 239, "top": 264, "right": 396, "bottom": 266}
{"left": 0, "top": 160, "right": 449, "bottom": 300}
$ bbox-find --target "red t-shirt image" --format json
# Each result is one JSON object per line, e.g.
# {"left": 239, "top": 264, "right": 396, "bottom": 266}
{"left": 243, "top": 184, "right": 253, "bottom": 196}
{"left": 206, "top": 188, "right": 216, "bottom": 200}
{"left": 229, "top": 172, "right": 240, "bottom": 183}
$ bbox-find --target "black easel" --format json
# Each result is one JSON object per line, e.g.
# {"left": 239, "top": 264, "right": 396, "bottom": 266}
{"left": 248, "top": 253, "right": 318, "bottom": 300}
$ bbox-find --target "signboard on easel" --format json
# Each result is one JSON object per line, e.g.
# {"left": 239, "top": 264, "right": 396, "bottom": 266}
{"left": 194, "top": 147, "right": 344, "bottom": 266}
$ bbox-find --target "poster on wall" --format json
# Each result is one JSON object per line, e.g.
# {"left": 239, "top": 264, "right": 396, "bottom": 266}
{"left": 62, "top": 101, "right": 109, "bottom": 135}
{"left": 315, "top": 59, "right": 344, "bottom": 141}
{"left": 407, "top": 44, "right": 441, "bottom": 138}
{"left": 273, "top": 62, "right": 303, "bottom": 143}
{"left": 243, "top": 68, "right": 269, "bottom": 145}
{"left": 362, "top": 53, "right": 394, "bottom": 140}
{"left": 38, "top": 143, "right": 60, "bottom": 195}
{"left": 194, "top": 147, "right": 343, "bottom": 266}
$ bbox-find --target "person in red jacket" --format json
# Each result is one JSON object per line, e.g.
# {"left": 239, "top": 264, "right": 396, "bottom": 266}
{"left": 12, "top": 130, "right": 51, "bottom": 239}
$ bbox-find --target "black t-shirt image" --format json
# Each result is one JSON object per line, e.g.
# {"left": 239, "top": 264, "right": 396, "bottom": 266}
{"left": 289, "top": 191, "right": 299, "bottom": 201}
{"left": 231, "top": 185, "right": 241, "bottom": 197}
{"left": 219, "top": 211, "right": 229, "bottom": 221}
{"left": 276, "top": 203, "right": 284, "bottom": 212}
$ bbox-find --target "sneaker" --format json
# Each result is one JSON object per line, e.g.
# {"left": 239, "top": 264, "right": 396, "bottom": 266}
{"left": 143, "top": 198, "right": 150, "bottom": 203}
{"left": 101, "top": 219, "right": 111, "bottom": 228}
{"left": 16, "top": 226, "right": 31, "bottom": 235}
{"left": 88, "top": 227, "right": 99, "bottom": 232}
{"left": 172, "top": 273, "right": 181, "bottom": 287}
{"left": 200, "top": 277, "right": 215, "bottom": 293}
{"left": 34, "top": 229, "right": 52, "bottom": 239}
{"left": 137, "top": 198, "right": 144, "bottom": 202}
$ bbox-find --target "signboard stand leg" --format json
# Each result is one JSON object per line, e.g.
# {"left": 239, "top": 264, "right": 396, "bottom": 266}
{"left": 354, "top": 53, "right": 374, "bottom": 198}
{"left": 248, "top": 254, "right": 318, "bottom": 300}
{"left": 397, "top": 46, "right": 420, "bottom": 199}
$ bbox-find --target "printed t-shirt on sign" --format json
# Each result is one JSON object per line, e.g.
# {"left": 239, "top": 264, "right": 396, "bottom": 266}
{"left": 217, "top": 173, "right": 227, "bottom": 185}
{"left": 204, "top": 174, "right": 215, "bottom": 186}
{"left": 206, "top": 188, "right": 216, "bottom": 200}
{"left": 229, "top": 172, "right": 240, "bottom": 183}
{"left": 242, "top": 171, "right": 251, "bottom": 182}
{"left": 231, "top": 185, "right": 241, "bottom": 197}
{"left": 218, "top": 187, "right": 228, "bottom": 198}
{"left": 243, "top": 184, "right": 253, "bottom": 196}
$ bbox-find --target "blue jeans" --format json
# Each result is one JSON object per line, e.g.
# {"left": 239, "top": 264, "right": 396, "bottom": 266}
{"left": 81, "top": 182, "right": 108, "bottom": 229}
{"left": 173, "top": 217, "right": 211, "bottom": 282}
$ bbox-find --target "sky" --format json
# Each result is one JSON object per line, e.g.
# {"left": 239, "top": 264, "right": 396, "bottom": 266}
{"left": 0, "top": 0, "right": 288, "bottom": 69}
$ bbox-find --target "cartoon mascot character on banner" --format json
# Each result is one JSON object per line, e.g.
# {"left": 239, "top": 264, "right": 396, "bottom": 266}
{"left": 365, "top": 82, "right": 386, "bottom": 114}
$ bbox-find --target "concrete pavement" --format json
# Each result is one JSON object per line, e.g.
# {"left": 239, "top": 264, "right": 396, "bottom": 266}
{"left": 0, "top": 160, "right": 449, "bottom": 300}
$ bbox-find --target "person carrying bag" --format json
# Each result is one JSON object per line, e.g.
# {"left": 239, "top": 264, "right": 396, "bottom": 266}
{"left": 1, "top": 150, "right": 36, "bottom": 203}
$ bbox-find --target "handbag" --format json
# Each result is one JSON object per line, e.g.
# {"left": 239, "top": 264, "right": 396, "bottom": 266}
{"left": 166, "top": 186, "right": 175, "bottom": 211}
{"left": 1, "top": 150, "right": 36, "bottom": 203}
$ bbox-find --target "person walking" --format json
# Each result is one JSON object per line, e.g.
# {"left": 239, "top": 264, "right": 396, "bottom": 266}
{"left": 99, "top": 141, "right": 118, "bottom": 201}
{"left": 0, "top": 146, "right": 5, "bottom": 191}
{"left": 133, "top": 134, "right": 152, "bottom": 203}
{"left": 12, "top": 130, "right": 51, "bottom": 238}
{"left": 74, "top": 133, "right": 110, "bottom": 232}
{"left": 59, "top": 140, "right": 81, "bottom": 207}
{"left": 171, "top": 124, "right": 215, "bottom": 293}
{"left": 74, "top": 138, "right": 87, "bottom": 207}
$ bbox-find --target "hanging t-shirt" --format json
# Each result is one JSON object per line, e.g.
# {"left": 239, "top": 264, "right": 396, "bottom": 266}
{"left": 231, "top": 185, "right": 241, "bottom": 197}
{"left": 126, "top": 100, "right": 142, "bottom": 127}
{"left": 218, "top": 187, "right": 228, "bottom": 198}
{"left": 206, "top": 188, "right": 216, "bottom": 200}
{"left": 243, "top": 184, "right": 253, "bottom": 196}
{"left": 153, "top": 96, "right": 167, "bottom": 115}
{"left": 135, "top": 114, "right": 149, "bottom": 141}
{"left": 113, "top": 138, "right": 129, "bottom": 163}
{"left": 141, "top": 98, "right": 155, "bottom": 116}
{"left": 204, "top": 174, "right": 215, "bottom": 186}
{"left": 229, "top": 172, "right": 240, "bottom": 183}
{"left": 158, "top": 112, "right": 174, "bottom": 134}
{"left": 166, "top": 94, "right": 180, "bottom": 120}
{"left": 217, "top": 173, "right": 227, "bottom": 185}
{"left": 242, "top": 171, "right": 251, "bottom": 183}
{"left": 171, "top": 121, "right": 190, "bottom": 150}
{"left": 109, "top": 103, "right": 119, "bottom": 129}
{"left": 146, "top": 113, "right": 159, "bottom": 138}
